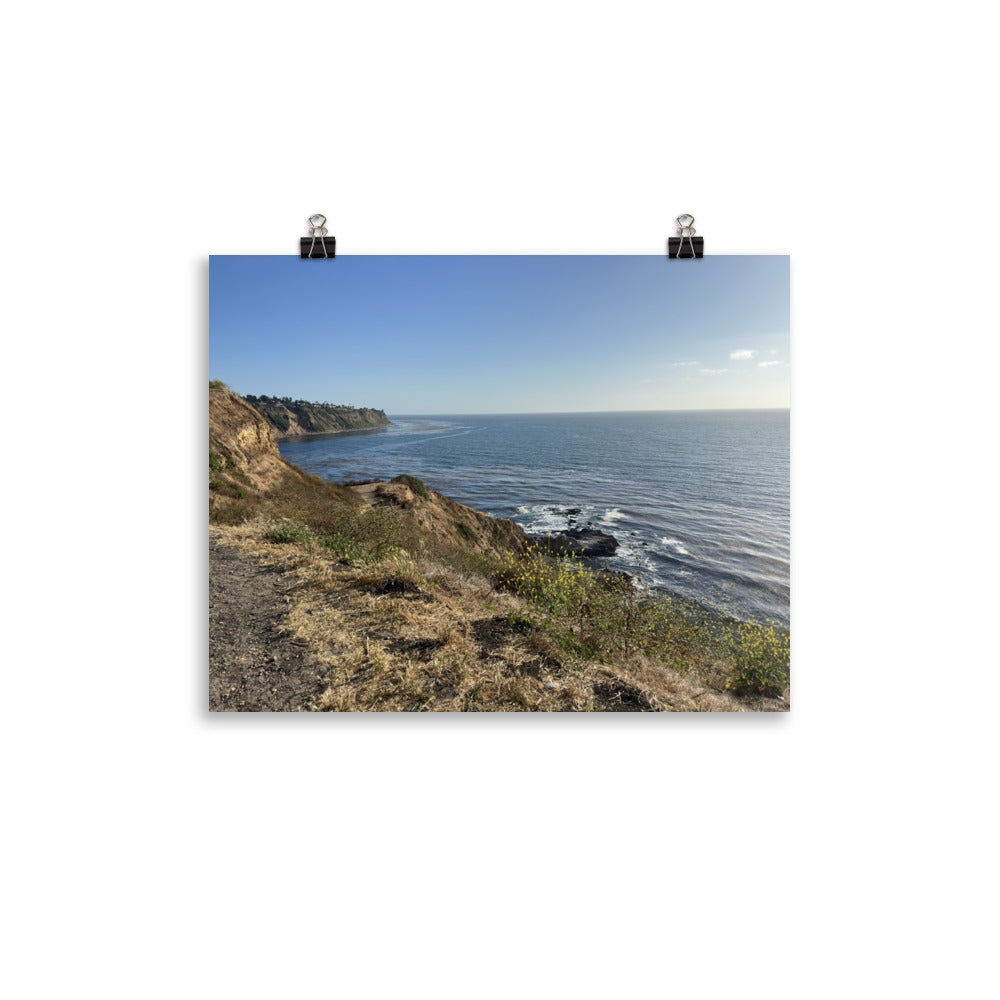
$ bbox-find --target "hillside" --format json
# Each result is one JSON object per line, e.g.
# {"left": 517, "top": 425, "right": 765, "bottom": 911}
{"left": 208, "top": 382, "right": 789, "bottom": 712}
{"left": 209, "top": 381, "right": 359, "bottom": 520}
{"left": 209, "top": 381, "right": 525, "bottom": 561}
{"left": 243, "top": 393, "right": 390, "bottom": 438}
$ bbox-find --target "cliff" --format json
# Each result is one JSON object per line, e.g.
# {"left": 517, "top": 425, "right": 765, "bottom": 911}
{"left": 208, "top": 382, "right": 526, "bottom": 563}
{"left": 242, "top": 394, "right": 390, "bottom": 438}
{"left": 209, "top": 383, "right": 284, "bottom": 489}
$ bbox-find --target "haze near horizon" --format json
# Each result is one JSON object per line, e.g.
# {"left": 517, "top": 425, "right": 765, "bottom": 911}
{"left": 209, "top": 255, "right": 789, "bottom": 414}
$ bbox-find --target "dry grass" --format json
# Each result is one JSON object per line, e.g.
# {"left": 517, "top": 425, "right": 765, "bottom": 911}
{"left": 210, "top": 518, "right": 787, "bottom": 713}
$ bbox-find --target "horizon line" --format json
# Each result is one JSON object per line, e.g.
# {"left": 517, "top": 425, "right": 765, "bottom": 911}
{"left": 387, "top": 406, "right": 790, "bottom": 417}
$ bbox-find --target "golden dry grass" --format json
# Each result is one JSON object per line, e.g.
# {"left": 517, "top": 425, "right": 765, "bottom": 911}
{"left": 210, "top": 518, "right": 787, "bottom": 713}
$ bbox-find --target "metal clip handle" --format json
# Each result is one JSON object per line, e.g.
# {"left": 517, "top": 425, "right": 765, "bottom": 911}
{"left": 668, "top": 214, "right": 703, "bottom": 259}
{"left": 307, "top": 214, "right": 329, "bottom": 259}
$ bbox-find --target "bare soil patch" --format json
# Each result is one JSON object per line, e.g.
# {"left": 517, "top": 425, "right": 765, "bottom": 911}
{"left": 209, "top": 539, "right": 325, "bottom": 711}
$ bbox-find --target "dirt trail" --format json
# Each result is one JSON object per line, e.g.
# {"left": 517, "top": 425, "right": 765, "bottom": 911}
{"left": 209, "top": 539, "right": 324, "bottom": 711}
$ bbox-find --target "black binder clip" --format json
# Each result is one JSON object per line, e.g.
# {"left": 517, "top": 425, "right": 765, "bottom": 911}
{"left": 300, "top": 214, "right": 335, "bottom": 259}
{"left": 668, "top": 214, "right": 703, "bottom": 259}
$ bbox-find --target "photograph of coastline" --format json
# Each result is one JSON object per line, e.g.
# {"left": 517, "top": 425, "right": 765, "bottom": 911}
{"left": 209, "top": 254, "right": 790, "bottom": 712}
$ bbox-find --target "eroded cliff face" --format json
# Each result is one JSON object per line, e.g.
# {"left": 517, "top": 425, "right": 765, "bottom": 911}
{"left": 209, "top": 383, "right": 289, "bottom": 493}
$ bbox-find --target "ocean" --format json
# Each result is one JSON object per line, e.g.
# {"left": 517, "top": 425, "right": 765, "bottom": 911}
{"left": 278, "top": 410, "right": 790, "bottom": 627}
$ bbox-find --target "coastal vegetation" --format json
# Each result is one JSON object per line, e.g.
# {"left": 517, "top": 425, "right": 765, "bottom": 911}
{"left": 209, "top": 382, "right": 789, "bottom": 711}
{"left": 390, "top": 474, "right": 431, "bottom": 500}
{"left": 497, "top": 545, "right": 789, "bottom": 697}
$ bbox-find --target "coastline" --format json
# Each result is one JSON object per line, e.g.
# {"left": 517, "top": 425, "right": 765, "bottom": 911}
{"left": 210, "top": 383, "right": 790, "bottom": 709}
{"left": 530, "top": 532, "right": 789, "bottom": 635}
{"left": 274, "top": 410, "right": 789, "bottom": 626}
{"left": 272, "top": 422, "right": 392, "bottom": 442}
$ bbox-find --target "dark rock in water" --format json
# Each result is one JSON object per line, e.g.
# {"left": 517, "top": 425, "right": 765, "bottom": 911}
{"left": 546, "top": 505, "right": 583, "bottom": 526}
{"left": 565, "top": 527, "right": 619, "bottom": 556}
{"left": 531, "top": 527, "right": 619, "bottom": 558}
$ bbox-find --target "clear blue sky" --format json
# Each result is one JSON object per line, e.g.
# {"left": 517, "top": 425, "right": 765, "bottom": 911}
{"left": 209, "top": 255, "right": 789, "bottom": 414}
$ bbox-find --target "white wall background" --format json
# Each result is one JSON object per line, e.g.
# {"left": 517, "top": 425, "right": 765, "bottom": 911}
{"left": 2, "top": 2, "right": 996, "bottom": 998}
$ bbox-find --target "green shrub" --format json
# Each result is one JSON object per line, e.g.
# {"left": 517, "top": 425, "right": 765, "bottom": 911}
{"left": 209, "top": 450, "right": 225, "bottom": 472}
{"left": 318, "top": 535, "right": 363, "bottom": 563}
{"left": 496, "top": 543, "right": 790, "bottom": 687}
{"left": 209, "top": 476, "right": 248, "bottom": 501}
{"left": 340, "top": 507, "right": 404, "bottom": 561}
{"left": 265, "top": 522, "right": 312, "bottom": 544}
{"left": 454, "top": 521, "right": 477, "bottom": 543}
{"left": 726, "top": 622, "right": 790, "bottom": 697}
{"left": 391, "top": 474, "right": 430, "bottom": 500}
{"left": 498, "top": 544, "right": 593, "bottom": 617}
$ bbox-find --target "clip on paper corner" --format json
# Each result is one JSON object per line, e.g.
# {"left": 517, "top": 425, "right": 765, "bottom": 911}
{"left": 300, "top": 214, "right": 336, "bottom": 259}
{"left": 667, "top": 214, "right": 703, "bottom": 259}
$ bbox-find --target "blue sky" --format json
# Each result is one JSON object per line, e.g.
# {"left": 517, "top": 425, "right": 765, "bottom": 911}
{"left": 209, "top": 255, "right": 789, "bottom": 414}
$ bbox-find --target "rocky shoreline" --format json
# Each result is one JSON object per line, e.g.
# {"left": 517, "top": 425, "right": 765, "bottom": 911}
{"left": 530, "top": 526, "right": 619, "bottom": 558}
{"left": 522, "top": 503, "right": 621, "bottom": 558}
{"left": 272, "top": 424, "right": 392, "bottom": 442}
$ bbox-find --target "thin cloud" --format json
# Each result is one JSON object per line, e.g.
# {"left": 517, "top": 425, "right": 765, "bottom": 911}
{"left": 730, "top": 349, "right": 758, "bottom": 360}
{"left": 758, "top": 360, "right": 780, "bottom": 367}
{"left": 672, "top": 361, "right": 699, "bottom": 367}
{"left": 699, "top": 368, "right": 728, "bottom": 375}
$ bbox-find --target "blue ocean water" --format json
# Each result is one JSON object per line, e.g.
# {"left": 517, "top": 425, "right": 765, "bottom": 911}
{"left": 278, "top": 410, "right": 790, "bottom": 626}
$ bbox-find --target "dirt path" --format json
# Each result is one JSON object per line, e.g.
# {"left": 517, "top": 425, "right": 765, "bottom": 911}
{"left": 209, "top": 539, "right": 325, "bottom": 711}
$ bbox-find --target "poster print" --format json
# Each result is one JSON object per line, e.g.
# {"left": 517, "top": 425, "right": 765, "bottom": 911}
{"left": 209, "top": 255, "right": 790, "bottom": 712}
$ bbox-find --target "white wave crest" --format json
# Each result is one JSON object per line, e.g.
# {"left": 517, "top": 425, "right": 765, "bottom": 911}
{"left": 660, "top": 536, "right": 691, "bottom": 556}
{"left": 517, "top": 508, "right": 572, "bottom": 535}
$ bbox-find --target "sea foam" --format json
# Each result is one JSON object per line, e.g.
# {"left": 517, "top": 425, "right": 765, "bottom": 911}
{"left": 660, "top": 537, "right": 691, "bottom": 556}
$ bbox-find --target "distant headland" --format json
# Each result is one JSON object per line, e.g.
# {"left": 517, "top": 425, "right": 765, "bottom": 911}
{"left": 240, "top": 391, "right": 390, "bottom": 439}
